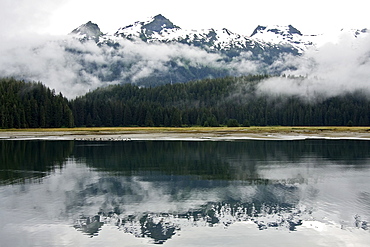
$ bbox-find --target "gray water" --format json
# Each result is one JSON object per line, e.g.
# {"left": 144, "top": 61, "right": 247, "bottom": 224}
{"left": 0, "top": 139, "right": 369, "bottom": 246}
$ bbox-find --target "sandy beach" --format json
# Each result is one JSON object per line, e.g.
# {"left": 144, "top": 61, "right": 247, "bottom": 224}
{"left": 1, "top": 127, "right": 370, "bottom": 141}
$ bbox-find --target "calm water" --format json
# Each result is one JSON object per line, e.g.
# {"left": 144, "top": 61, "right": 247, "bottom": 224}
{"left": 0, "top": 139, "right": 370, "bottom": 246}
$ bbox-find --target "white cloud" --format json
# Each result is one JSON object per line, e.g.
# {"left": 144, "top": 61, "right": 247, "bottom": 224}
{"left": 0, "top": 34, "right": 105, "bottom": 98}
{"left": 0, "top": 33, "right": 230, "bottom": 98}
{"left": 258, "top": 31, "right": 370, "bottom": 99}
{"left": 2, "top": 7, "right": 369, "bottom": 100}
{"left": 228, "top": 51, "right": 264, "bottom": 74}
{"left": 0, "top": 0, "right": 67, "bottom": 37}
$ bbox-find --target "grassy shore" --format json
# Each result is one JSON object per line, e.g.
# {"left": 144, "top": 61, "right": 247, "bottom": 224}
{"left": 1, "top": 126, "right": 369, "bottom": 134}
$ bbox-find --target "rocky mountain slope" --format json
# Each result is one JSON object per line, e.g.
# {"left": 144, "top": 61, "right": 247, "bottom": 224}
{"left": 65, "top": 14, "right": 369, "bottom": 89}
{"left": 73, "top": 14, "right": 313, "bottom": 55}
{"left": 67, "top": 15, "right": 296, "bottom": 86}
{"left": 73, "top": 14, "right": 367, "bottom": 53}
{"left": 2, "top": 14, "right": 369, "bottom": 99}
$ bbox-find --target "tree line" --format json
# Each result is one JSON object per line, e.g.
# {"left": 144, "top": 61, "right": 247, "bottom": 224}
{"left": 1, "top": 76, "right": 369, "bottom": 129}
{"left": 0, "top": 78, "right": 73, "bottom": 128}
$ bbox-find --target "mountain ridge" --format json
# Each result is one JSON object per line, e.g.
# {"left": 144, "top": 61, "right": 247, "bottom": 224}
{"left": 100, "top": 14, "right": 308, "bottom": 53}
{"left": 70, "top": 14, "right": 368, "bottom": 53}
{"left": 63, "top": 14, "right": 370, "bottom": 89}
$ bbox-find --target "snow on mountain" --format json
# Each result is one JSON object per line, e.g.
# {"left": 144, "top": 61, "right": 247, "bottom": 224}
{"left": 66, "top": 15, "right": 370, "bottom": 88}
{"left": 114, "top": 14, "right": 181, "bottom": 41}
{"left": 109, "top": 14, "right": 263, "bottom": 52}
{"left": 319, "top": 28, "right": 368, "bottom": 45}
{"left": 71, "top": 14, "right": 369, "bottom": 54}
{"left": 250, "top": 25, "right": 314, "bottom": 53}
{"left": 105, "top": 15, "right": 320, "bottom": 54}
{"left": 169, "top": 27, "right": 259, "bottom": 51}
{"left": 350, "top": 28, "right": 369, "bottom": 38}
{"left": 70, "top": 21, "right": 103, "bottom": 42}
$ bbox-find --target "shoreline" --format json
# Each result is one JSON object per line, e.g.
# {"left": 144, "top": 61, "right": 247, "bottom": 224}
{"left": 1, "top": 127, "right": 370, "bottom": 141}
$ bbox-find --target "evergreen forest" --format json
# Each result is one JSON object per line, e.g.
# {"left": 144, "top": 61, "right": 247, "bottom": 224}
{"left": 0, "top": 78, "right": 73, "bottom": 128}
{"left": 1, "top": 76, "right": 369, "bottom": 129}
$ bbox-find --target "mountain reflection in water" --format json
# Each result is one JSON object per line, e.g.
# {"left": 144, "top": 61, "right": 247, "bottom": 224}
{"left": 73, "top": 200, "right": 307, "bottom": 244}
{"left": 0, "top": 140, "right": 370, "bottom": 246}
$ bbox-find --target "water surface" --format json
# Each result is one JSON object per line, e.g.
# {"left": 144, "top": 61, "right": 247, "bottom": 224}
{"left": 0, "top": 140, "right": 369, "bottom": 246}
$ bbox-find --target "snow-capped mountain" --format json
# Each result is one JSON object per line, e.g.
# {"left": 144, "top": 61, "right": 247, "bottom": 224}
{"left": 71, "top": 14, "right": 369, "bottom": 56}
{"left": 95, "top": 14, "right": 368, "bottom": 53}
{"left": 114, "top": 14, "right": 181, "bottom": 41}
{"left": 250, "top": 25, "right": 314, "bottom": 52}
{"left": 310, "top": 27, "right": 369, "bottom": 47}
{"left": 70, "top": 21, "right": 103, "bottom": 42}
{"left": 69, "top": 15, "right": 305, "bottom": 55}
{"left": 112, "top": 15, "right": 257, "bottom": 51}
{"left": 105, "top": 14, "right": 307, "bottom": 55}
{"left": 65, "top": 14, "right": 369, "bottom": 88}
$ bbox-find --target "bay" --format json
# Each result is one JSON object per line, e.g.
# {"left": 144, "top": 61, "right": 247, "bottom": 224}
{"left": 0, "top": 139, "right": 369, "bottom": 246}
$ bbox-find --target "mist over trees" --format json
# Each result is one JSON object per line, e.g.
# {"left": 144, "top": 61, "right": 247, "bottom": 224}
{"left": 1, "top": 76, "right": 369, "bottom": 129}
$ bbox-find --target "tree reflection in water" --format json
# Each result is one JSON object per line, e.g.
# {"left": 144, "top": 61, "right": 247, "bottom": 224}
{"left": 1, "top": 139, "right": 369, "bottom": 245}
{"left": 69, "top": 140, "right": 370, "bottom": 243}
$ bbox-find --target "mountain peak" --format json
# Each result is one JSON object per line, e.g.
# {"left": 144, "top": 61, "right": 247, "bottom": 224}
{"left": 287, "top": 25, "right": 302, "bottom": 35}
{"left": 250, "top": 25, "right": 266, "bottom": 37}
{"left": 115, "top": 14, "right": 181, "bottom": 40}
{"left": 70, "top": 21, "right": 103, "bottom": 42}
{"left": 251, "top": 24, "right": 302, "bottom": 37}
{"left": 143, "top": 14, "right": 180, "bottom": 33}
{"left": 249, "top": 24, "right": 309, "bottom": 53}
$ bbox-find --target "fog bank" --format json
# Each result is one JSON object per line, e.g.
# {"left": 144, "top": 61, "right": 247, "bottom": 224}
{"left": 258, "top": 31, "right": 370, "bottom": 99}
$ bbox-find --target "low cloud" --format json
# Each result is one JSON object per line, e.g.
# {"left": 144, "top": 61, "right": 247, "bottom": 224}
{"left": 0, "top": 34, "right": 104, "bottom": 98}
{"left": 0, "top": 34, "right": 230, "bottom": 98}
{"left": 114, "top": 39, "right": 224, "bottom": 83}
{"left": 258, "top": 31, "right": 370, "bottom": 99}
{"left": 228, "top": 51, "right": 264, "bottom": 74}
{"left": 2, "top": 26, "right": 369, "bottom": 99}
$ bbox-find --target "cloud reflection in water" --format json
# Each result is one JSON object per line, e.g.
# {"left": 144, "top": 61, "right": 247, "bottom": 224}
{"left": 1, "top": 140, "right": 370, "bottom": 246}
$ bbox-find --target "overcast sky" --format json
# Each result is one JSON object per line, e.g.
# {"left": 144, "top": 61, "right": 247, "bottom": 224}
{"left": 1, "top": 0, "right": 369, "bottom": 98}
{"left": 1, "top": 0, "right": 369, "bottom": 37}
